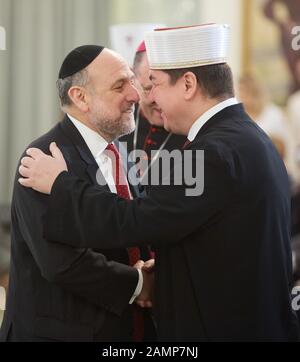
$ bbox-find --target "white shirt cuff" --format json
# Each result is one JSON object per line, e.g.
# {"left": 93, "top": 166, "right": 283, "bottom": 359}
{"left": 129, "top": 269, "right": 143, "bottom": 304}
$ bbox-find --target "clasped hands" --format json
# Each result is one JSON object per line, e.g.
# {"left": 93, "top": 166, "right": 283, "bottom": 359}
{"left": 134, "top": 259, "right": 155, "bottom": 308}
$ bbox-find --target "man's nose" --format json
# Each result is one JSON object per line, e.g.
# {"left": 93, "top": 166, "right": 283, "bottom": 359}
{"left": 127, "top": 82, "right": 140, "bottom": 103}
{"left": 148, "top": 86, "right": 155, "bottom": 104}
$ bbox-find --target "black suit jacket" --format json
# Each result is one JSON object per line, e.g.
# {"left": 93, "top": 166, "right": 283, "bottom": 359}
{"left": 40, "top": 104, "right": 300, "bottom": 341}
{"left": 0, "top": 116, "right": 154, "bottom": 342}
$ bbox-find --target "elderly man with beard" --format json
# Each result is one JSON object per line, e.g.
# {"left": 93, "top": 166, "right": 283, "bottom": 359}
{"left": 0, "top": 45, "right": 155, "bottom": 342}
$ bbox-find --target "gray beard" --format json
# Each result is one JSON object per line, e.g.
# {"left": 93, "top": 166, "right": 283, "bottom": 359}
{"left": 91, "top": 116, "right": 135, "bottom": 142}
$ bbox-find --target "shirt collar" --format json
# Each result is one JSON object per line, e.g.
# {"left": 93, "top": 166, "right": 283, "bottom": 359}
{"left": 187, "top": 97, "right": 239, "bottom": 142}
{"left": 67, "top": 113, "right": 108, "bottom": 159}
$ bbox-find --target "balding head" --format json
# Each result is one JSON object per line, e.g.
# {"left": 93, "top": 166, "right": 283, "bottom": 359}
{"left": 58, "top": 47, "right": 140, "bottom": 142}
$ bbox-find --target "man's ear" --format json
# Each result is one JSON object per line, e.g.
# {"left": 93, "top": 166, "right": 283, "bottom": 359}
{"left": 68, "top": 86, "right": 89, "bottom": 112}
{"left": 182, "top": 72, "right": 198, "bottom": 100}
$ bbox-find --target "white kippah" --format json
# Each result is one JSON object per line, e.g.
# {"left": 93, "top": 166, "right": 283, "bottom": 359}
{"left": 145, "top": 23, "right": 230, "bottom": 70}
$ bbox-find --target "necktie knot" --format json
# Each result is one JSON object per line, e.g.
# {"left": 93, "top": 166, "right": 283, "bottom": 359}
{"left": 105, "top": 143, "right": 119, "bottom": 159}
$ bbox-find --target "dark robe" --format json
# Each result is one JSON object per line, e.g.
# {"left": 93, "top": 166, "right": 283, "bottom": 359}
{"left": 42, "top": 104, "right": 299, "bottom": 341}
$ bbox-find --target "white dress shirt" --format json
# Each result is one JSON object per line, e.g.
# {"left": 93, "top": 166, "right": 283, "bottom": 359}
{"left": 68, "top": 114, "right": 143, "bottom": 304}
{"left": 187, "top": 97, "right": 239, "bottom": 141}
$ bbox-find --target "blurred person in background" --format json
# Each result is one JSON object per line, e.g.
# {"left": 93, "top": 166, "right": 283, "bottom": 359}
{"left": 120, "top": 41, "right": 185, "bottom": 168}
{"left": 238, "top": 74, "right": 292, "bottom": 172}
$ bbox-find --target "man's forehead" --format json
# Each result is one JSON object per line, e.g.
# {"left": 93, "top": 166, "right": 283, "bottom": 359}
{"left": 106, "top": 58, "right": 129, "bottom": 74}
{"left": 106, "top": 68, "right": 135, "bottom": 90}
{"left": 96, "top": 54, "right": 133, "bottom": 83}
{"left": 111, "top": 66, "right": 134, "bottom": 82}
{"left": 94, "top": 48, "right": 129, "bottom": 71}
{"left": 149, "top": 69, "right": 164, "bottom": 81}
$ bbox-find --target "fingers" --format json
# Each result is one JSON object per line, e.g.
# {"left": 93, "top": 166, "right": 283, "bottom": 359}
{"left": 19, "top": 165, "right": 31, "bottom": 178}
{"left": 143, "top": 300, "right": 152, "bottom": 308}
{"left": 18, "top": 177, "right": 34, "bottom": 188}
{"left": 136, "top": 300, "right": 152, "bottom": 308}
{"left": 134, "top": 259, "right": 155, "bottom": 272}
{"left": 26, "top": 144, "right": 62, "bottom": 160}
{"left": 134, "top": 260, "right": 145, "bottom": 269}
{"left": 50, "top": 142, "right": 64, "bottom": 160}
{"left": 135, "top": 300, "right": 145, "bottom": 308}
{"left": 142, "top": 258, "right": 155, "bottom": 272}
{"left": 26, "top": 148, "right": 46, "bottom": 160}
{"left": 134, "top": 260, "right": 153, "bottom": 308}
{"left": 20, "top": 156, "right": 34, "bottom": 168}
{"left": 135, "top": 266, "right": 154, "bottom": 308}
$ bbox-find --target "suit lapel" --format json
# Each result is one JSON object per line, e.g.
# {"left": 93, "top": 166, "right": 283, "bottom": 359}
{"left": 59, "top": 115, "right": 109, "bottom": 189}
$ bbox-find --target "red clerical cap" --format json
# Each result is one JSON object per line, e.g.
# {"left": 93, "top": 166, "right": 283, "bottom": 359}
{"left": 136, "top": 41, "right": 146, "bottom": 53}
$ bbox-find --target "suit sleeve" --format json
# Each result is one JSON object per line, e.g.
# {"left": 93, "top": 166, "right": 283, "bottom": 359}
{"left": 14, "top": 180, "right": 138, "bottom": 316}
{"left": 43, "top": 148, "right": 232, "bottom": 249}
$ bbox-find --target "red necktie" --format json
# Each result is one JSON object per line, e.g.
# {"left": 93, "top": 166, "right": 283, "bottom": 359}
{"left": 105, "top": 143, "right": 144, "bottom": 341}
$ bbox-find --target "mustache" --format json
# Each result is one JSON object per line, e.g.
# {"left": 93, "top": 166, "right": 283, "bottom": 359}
{"left": 123, "top": 105, "right": 135, "bottom": 112}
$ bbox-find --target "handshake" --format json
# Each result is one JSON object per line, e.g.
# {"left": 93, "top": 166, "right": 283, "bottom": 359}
{"left": 134, "top": 259, "right": 155, "bottom": 308}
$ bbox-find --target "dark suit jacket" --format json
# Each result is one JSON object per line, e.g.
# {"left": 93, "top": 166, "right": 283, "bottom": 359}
{"left": 40, "top": 104, "right": 300, "bottom": 341}
{"left": 0, "top": 116, "right": 154, "bottom": 342}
